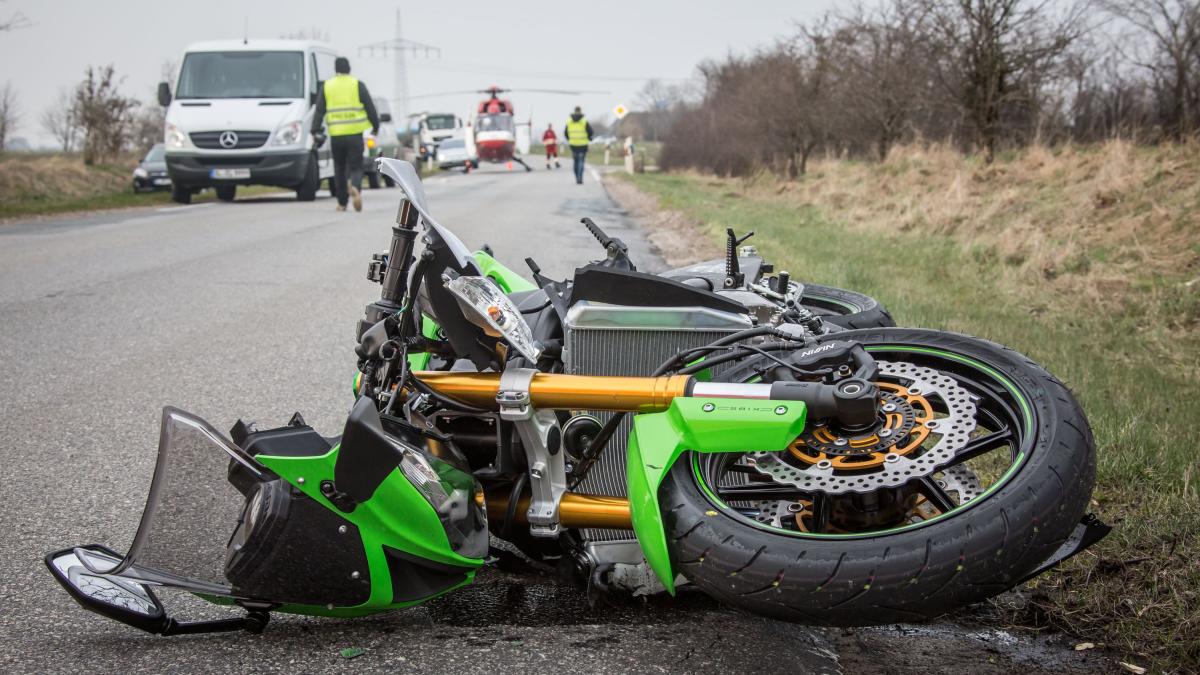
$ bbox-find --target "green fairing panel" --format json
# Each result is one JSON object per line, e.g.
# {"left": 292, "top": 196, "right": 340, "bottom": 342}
{"left": 626, "top": 398, "right": 807, "bottom": 594}
{"left": 255, "top": 447, "right": 483, "bottom": 617}
{"left": 472, "top": 250, "right": 537, "bottom": 293}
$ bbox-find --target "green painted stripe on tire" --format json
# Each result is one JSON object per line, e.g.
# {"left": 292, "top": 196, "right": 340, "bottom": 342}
{"left": 692, "top": 344, "right": 1034, "bottom": 539}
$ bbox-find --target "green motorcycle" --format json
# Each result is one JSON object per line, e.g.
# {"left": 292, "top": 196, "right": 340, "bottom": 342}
{"left": 46, "top": 159, "right": 1107, "bottom": 635}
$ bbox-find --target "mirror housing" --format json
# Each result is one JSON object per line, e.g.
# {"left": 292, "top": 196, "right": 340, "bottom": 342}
{"left": 45, "top": 544, "right": 272, "bottom": 636}
{"left": 156, "top": 82, "right": 172, "bottom": 107}
{"left": 45, "top": 545, "right": 169, "bottom": 633}
{"left": 380, "top": 112, "right": 392, "bottom": 123}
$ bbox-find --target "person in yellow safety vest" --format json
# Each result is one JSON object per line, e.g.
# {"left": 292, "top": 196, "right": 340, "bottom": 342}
{"left": 311, "top": 56, "right": 380, "bottom": 212}
{"left": 563, "top": 106, "right": 594, "bottom": 184}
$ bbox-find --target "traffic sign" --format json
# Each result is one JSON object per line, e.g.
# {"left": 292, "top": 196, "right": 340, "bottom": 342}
{"left": 613, "top": 103, "right": 629, "bottom": 119}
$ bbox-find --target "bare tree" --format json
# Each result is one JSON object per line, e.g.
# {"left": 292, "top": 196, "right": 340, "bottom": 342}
{"left": 922, "top": 0, "right": 1091, "bottom": 161}
{"left": 0, "top": 81, "right": 19, "bottom": 151}
{"left": 1101, "top": 0, "right": 1200, "bottom": 137}
{"left": 0, "top": 1, "right": 29, "bottom": 32}
{"left": 40, "top": 88, "right": 79, "bottom": 152}
{"left": 73, "top": 66, "right": 138, "bottom": 165}
{"left": 635, "top": 79, "right": 687, "bottom": 142}
{"left": 825, "top": 1, "right": 938, "bottom": 159}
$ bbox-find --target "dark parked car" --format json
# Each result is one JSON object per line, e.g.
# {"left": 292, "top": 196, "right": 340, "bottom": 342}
{"left": 132, "top": 144, "right": 171, "bottom": 193}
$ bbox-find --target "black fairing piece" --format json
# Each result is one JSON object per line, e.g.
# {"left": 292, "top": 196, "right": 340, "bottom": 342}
{"left": 224, "top": 479, "right": 372, "bottom": 606}
{"left": 334, "top": 396, "right": 407, "bottom": 506}
{"left": 660, "top": 257, "right": 765, "bottom": 289}
{"left": 418, "top": 227, "right": 495, "bottom": 370}
{"left": 385, "top": 546, "right": 473, "bottom": 603}
{"left": 229, "top": 420, "right": 332, "bottom": 496}
{"left": 570, "top": 265, "right": 747, "bottom": 314}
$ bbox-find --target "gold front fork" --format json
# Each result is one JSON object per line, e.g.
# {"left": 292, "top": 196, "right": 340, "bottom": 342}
{"left": 413, "top": 371, "right": 692, "bottom": 412}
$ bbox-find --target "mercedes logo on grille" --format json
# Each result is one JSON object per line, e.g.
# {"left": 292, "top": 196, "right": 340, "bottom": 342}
{"left": 218, "top": 130, "right": 239, "bottom": 149}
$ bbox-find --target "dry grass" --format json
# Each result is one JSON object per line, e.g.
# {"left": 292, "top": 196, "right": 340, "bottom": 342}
{"left": 0, "top": 152, "right": 134, "bottom": 198}
{"left": 770, "top": 141, "right": 1200, "bottom": 327}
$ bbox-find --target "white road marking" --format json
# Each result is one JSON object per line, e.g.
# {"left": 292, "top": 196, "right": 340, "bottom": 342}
{"left": 156, "top": 203, "right": 214, "bottom": 213}
{"left": 588, "top": 166, "right": 602, "bottom": 182}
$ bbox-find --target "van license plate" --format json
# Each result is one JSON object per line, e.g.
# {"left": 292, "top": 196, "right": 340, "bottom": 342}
{"left": 210, "top": 168, "right": 250, "bottom": 179}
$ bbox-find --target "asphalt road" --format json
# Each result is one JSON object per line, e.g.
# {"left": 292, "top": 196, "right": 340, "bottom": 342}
{"left": 0, "top": 163, "right": 1108, "bottom": 674}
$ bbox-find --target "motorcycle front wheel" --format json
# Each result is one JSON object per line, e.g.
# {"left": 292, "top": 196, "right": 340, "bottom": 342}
{"left": 659, "top": 328, "right": 1095, "bottom": 625}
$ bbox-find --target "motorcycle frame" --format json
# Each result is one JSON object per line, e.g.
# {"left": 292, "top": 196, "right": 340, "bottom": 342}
{"left": 414, "top": 369, "right": 809, "bottom": 592}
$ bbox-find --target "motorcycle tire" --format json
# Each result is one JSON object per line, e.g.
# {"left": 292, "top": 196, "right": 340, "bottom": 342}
{"left": 659, "top": 327, "right": 1095, "bottom": 625}
{"left": 800, "top": 283, "right": 895, "bottom": 330}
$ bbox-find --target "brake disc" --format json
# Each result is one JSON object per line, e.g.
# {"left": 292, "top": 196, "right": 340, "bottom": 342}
{"left": 746, "top": 361, "right": 978, "bottom": 495}
{"left": 750, "top": 465, "right": 985, "bottom": 529}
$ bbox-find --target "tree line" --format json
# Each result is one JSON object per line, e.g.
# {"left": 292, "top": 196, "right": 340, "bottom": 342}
{"left": 652, "top": 0, "right": 1200, "bottom": 176}
{"left": 1, "top": 65, "right": 164, "bottom": 163}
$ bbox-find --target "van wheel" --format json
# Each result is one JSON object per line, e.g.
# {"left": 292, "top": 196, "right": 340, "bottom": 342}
{"left": 171, "top": 184, "right": 192, "bottom": 204}
{"left": 216, "top": 186, "right": 237, "bottom": 202}
{"left": 367, "top": 171, "right": 381, "bottom": 189}
{"left": 296, "top": 154, "right": 319, "bottom": 201}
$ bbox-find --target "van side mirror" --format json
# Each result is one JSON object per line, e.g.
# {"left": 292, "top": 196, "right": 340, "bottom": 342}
{"left": 157, "top": 82, "right": 172, "bottom": 107}
{"left": 380, "top": 113, "right": 392, "bottom": 123}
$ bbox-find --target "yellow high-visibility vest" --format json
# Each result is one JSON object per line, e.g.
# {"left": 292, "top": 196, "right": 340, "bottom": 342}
{"left": 323, "top": 75, "right": 370, "bottom": 136}
{"left": 566, "top": 117, "right": 589, "bottom": 147}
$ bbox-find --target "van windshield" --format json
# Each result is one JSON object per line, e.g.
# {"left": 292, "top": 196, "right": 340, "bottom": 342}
{"left": 177, "top": 51, "right": 304, "bottom": 99}
{"left": 425, "top": 115, "right": 457, "bottom": 131}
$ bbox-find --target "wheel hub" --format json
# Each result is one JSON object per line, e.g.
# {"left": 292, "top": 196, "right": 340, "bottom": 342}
{"left": 746, "top": 360, "right": 979, "bottom": 495}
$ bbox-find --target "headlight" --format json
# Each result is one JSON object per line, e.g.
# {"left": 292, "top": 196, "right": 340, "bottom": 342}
{"left": 271, "top": 121, "right": 303, "bottom": 147}
{"left": 133, "top": 167, "right": 148, "bottom": 178}
{"left": 165, "top": 124, "right": 186, "bottom": 149}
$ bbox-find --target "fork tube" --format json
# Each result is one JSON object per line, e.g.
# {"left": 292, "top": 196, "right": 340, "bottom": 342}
{"left": 413, "top": 372, "right": 692, "bottom": 412}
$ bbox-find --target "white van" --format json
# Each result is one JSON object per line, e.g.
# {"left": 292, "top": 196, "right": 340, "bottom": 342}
{"left": 157, "top": 40, "right": 338, "bottom": 204}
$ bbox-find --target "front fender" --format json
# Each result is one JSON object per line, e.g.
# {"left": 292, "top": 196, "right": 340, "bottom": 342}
{"left": 626, "top": 398, "right": 807, "bottom": 593}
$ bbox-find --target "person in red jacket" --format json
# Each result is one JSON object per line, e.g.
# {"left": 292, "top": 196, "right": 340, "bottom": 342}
{"left": 542, "top": 124, "right": 561, "bottom": 169}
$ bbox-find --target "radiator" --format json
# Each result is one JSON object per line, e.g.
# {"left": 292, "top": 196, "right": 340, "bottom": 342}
{"left": 563, "top": 301, "right": 749, "bottom": 542}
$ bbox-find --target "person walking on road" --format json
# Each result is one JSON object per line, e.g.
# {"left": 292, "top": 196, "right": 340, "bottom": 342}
{"left": 312, "top": 57, "right": 380, "bottom": 212}
{"left": 542, "top": 123, "right": 560, "bottom": 169}
{"left": 564, "top": 106, "right": 593, "bottom": 184}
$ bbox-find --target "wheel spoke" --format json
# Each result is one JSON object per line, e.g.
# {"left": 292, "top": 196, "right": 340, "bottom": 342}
{"left": 810, "top": 493, "right": 832, "bottom": 533}
{"left": 917, "top": 477, "right": 957, "bottom": 512}
{"left": 944, "top": 428, "right": 1014, "bottom": 467}
{"left": 717, "top": 483, "right": 809, "bottom": 500}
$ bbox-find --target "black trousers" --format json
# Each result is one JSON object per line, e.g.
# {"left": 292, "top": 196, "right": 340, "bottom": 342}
{"left": 330, "top": 134, "right": 364, "bottom": 206}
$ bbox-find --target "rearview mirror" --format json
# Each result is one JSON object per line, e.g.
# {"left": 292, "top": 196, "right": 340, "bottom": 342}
{"left": 45, "top": 546, "right": 168, "bottom": 632}
{"left": 380, "top": 112, "right": 392, "bottom": 123}
{"left": 157, "top": 82, "right": 172, "bottom": 107}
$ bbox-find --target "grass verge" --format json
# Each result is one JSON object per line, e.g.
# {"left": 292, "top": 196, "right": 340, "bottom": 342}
{"left": 620, "top": 154, "right": 1199, "bottom": 671}
{"left": 0, "top": 152, "right": 305, "bottom": 221}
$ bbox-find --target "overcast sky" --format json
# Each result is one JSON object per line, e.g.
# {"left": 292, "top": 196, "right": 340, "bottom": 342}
{"left": 0, "top": 0, "right": 837, "bottom": 147}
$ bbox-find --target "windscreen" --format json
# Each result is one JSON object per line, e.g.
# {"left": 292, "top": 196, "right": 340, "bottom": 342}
{"left": 144, "top": 144, "right": 165, "bottom": 162}
{"left": 177, "top": 51, "right": 305, "bottom": 99}
{"left": 476, "top": 114, "right": 513, "bottom": 132}
{"left": 425, "top": 114, "right": 456, "bottom": 130}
